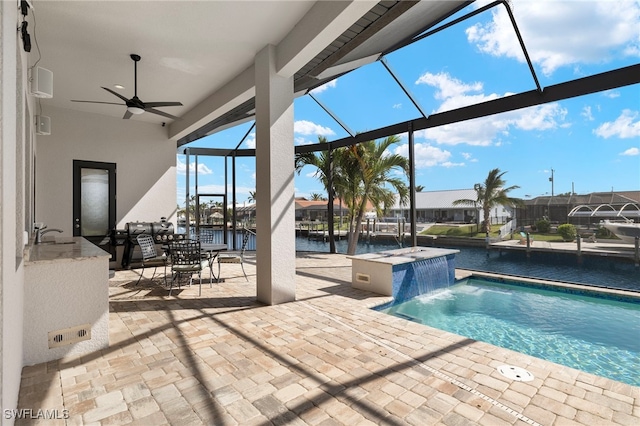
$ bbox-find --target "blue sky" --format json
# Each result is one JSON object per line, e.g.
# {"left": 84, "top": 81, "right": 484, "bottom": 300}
{"left": 177, "top": 0, "right": 640, "bottom": 207}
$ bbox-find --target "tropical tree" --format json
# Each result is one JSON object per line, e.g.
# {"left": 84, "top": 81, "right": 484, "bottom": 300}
{"left": 309, "top": 192, "right": 326, "bottom": 201}
{"left": 337, "top": 135, "right": 409, "bottom": 254}
{"left": 295, "top": 136, "right": 338, "bottom": 252}
{"left": 247, "top": 190, "right": 256, "bottom": 204}
{"left": 416, "top": 185, "right": 425, "bottom": 192}
{"left": 452, "top": 168, "right": 522, "bottom": 233}
{"left": 296, "top": 135, "right": 409, "bottom": 254}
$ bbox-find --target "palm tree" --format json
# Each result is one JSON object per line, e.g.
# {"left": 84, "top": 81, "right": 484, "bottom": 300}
{"left": 337, "top": 135, "right": 409, "bottom": 254}
{"left": 295, "top": 136, "right": 338, "bottom": 252}
{"left": 296, "top": 135, "right": 409, "bottom": 254}
{"left": 247, "top": 191, "right": 256, "bottom": 204}
{"left": 453, "top": 168, "right": 522, "bottom": 233}
{"left": 309, "top": 192, "right": 326, "bottom": 201}
{"left": 416, "top": 185, "right": 425, "bottom": 192}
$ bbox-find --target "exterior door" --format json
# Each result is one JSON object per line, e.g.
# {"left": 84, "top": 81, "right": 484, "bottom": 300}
{"left": 73, "top": 160, "right": 116, "bottom": 258}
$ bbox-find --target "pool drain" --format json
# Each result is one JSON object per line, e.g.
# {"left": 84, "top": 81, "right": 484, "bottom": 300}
{"left": 497, "top": 365, "right": 534, "bottom": 382}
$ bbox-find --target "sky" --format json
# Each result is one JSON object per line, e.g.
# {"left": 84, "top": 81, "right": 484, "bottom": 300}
{"left": 177, "top": 0, "right": 640, "bottom": 208}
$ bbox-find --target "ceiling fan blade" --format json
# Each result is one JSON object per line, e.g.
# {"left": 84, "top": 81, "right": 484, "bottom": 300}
{"left": 143, "top": 101, "right": 183, "bottom": 108}
{"left": 123, "top": 110, "right": 133, "bottom": 120}
{"left": 145, "top": 108, "right": 182, "bottom": 121}
{"left": 101, "top": 87, "right": 130, "bottom": 102}
{"left": 70, "top": 100, "right": 125, "bottom": 106}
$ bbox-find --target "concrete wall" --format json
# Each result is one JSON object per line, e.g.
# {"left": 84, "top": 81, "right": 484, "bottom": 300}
{"left": 35, "top": 106, "right": 177, "bottom": 232}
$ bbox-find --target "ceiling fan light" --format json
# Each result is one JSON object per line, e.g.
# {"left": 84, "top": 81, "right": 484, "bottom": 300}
{"left": 127, "top": 106, "right": 144, "bottom": 115}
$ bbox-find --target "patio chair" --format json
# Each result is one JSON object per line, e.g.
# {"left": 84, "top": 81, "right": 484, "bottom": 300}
{"left": 168, "top": 241, "right": 210, "bottom": 296}
{"left": 194, "top": 230, "right": 217, "bottom": 283}
{"left": 519, "top": 232, "right": 533, "bottom": 245}
{"left": 135, "top": 234, "right": 168, "bottom": 286}
{"left": 218, "top": 229, "right": 251, "bottom": 281}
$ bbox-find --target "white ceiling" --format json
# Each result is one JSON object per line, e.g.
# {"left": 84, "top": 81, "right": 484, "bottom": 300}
{"left": 27, "top": 1, "right": 472, "bottom": 144}
{"left": 30, "top": 1, "right": 318, "bottom": 125}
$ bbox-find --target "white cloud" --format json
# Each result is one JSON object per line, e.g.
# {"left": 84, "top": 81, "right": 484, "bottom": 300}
{"left": 309, "top": 80, "right": 337, "bottom": 94}
{"left": 441, "top": 162, "right": 465, "bottom": 168}
{"left": 620, "top": 147, "right": 639, "bottom": 156}
{"left": 295, "top": 136, "right": 314, "bottom": 146}
{"left": 416, "top": 72, "right": 483, "bottom": 100}
{"left": 603, "top": 90, "right": 621, "bottom": 99}
{"left": 294, "top": 120, "right": 335, "bottom": 136}
{"left": 594, "top": 109, "right": 640, "bottom": 139}
{"left": 394, "top": 143, "right": 453, "bottom": 168}
{"left": 512, "top": 103, "right": 567, "bottom": 131}
{"left": 460, "top": 152, "right": 479, "bottom": 163}
{"left": 466, "top": 0, "right": 640, "bottom": 75}
{"left": 176, "top": 157, "right": 213, "bottom": 175}
{"left": 581, "top": 106, "right": 594, "bottom": 121}
{"left": 414, "top": 71, "right": 566, "bottom": 145}
{"left": 393, "top": 103, "right": 402, "bottom": 109}
{"left": 244, "top": 132, "right": 256, "bottom": 149}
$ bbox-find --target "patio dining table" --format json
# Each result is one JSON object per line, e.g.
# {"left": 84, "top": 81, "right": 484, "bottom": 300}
{"left": 162, "top": 242, "right": 227, "bottom": 285}
{"left": 200, "top": 243, "right": 228, "bottom": 283}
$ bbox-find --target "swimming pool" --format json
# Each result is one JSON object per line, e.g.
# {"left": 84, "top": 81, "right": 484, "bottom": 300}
{"left": 377, "top": 277, "right": 640, "bottom": 387}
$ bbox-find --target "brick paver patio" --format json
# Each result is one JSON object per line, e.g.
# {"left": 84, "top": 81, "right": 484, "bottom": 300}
{"left": 16, "top": 253, "right": 639, "bottom": 425}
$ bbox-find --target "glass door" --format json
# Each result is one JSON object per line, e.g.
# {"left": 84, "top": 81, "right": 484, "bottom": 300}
{"left": 73, "top": 160, "right": 116, "bottom": 258}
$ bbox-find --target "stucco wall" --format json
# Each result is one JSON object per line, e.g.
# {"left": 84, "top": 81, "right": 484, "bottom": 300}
{"left": 35, "top": 106, "right": 177, "bottom": 233}
{"left": 23, "top": 253, "right": 109, "bottom": 365}
{"left": 1, "top": 2, "right": 31, "bottom": 422}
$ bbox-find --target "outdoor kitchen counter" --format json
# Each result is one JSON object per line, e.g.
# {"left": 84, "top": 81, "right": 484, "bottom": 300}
{"left": 25, "top": 236, "right": 111, "bottom": 264}
{"left": 24, "top": 237, "right": 110, "bottom": 365}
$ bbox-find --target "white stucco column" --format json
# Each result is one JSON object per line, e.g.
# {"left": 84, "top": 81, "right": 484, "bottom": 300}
{"left": 254, "top": 45, "right": 296, "bottom": 305}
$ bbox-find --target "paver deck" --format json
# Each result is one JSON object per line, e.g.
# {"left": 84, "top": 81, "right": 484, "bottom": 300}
{"left": 16, "top": 253, "right": 639, "bottom": 425}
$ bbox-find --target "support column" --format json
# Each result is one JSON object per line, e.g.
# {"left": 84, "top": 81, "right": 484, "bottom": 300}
{"left": 255, "top": 45, "right": 296, "bottom": 305}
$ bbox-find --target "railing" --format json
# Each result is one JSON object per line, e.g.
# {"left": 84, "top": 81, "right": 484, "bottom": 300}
{"left": 193, "top": 228, "right": 256, "bottom": 251}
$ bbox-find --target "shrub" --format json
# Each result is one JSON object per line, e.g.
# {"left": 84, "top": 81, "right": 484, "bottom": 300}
{"left": 557, "top": 223, "right": 577, "bottom": 241}
{"left": 535, "top": 219, "right": 551, "bottom": 233}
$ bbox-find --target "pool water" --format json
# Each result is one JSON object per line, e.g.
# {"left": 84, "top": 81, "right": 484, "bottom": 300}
{"left": 378, "top": 278, "right": 640, "bottom": 386}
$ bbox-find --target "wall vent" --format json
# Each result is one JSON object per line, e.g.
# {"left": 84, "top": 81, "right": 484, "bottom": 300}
{"left": 48, "top": 324, "right": 91, "bottom": 349}
{"left": 356, "top": 273, "right": 370, "bottom": 284}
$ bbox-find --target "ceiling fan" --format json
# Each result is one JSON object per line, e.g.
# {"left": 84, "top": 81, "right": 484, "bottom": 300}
{"left": 71, "top": 54, "right": 183, "bottom": 120}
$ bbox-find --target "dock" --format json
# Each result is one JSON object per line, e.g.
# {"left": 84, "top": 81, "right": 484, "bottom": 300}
{"left": 488, "top": 238, "right": 640, "bottom": 265}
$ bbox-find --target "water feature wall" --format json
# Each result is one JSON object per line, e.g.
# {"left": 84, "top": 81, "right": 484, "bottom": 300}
{"left": 393, "top": 254, "right": 456, "bottom": 303}
{"left": 349, "top": 247, "right": 459, "bottom": 298}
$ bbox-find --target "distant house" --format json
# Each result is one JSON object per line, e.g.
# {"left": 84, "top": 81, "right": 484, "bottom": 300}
{"left": 516, "top": 191, "right": 640, "bottom": 226}
{"left": 389, "top": 189, "right": 513, "bottom": 224}
{"left": 294, "top": 197, "right": 348, "bottom": 222}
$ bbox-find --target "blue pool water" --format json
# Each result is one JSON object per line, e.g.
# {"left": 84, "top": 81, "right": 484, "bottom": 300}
{"left": 378, "top": 277, "right": 640, "bottom": 386}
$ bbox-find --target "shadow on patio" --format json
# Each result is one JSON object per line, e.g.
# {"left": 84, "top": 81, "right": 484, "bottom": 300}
{"left": 16, "top": 253, "right": 638, "bottom": 425}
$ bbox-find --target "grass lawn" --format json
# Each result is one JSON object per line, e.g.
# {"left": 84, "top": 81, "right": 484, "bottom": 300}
{"left": 422, "top": 224, "right": 569, "bottom": 242}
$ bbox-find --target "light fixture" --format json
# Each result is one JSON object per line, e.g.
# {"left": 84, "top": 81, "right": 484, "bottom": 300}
{"left": 114, "top": 84, "right": 125, "bottom": 89}
{"left": 127, "top": 106, "right": 144, "bottom": 115}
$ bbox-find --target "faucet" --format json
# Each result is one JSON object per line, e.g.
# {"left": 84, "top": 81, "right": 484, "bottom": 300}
{"left": 35, "top": 226, "right": 63, "bottom": 244}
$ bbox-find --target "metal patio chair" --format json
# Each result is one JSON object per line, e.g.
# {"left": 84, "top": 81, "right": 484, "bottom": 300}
{"left": 135, "top": 234, "right": 168, "bottom": 286}
{"left": 217, "top": 228, "right": 252, "bottom": 281}
{"left": 168, "top": 241, "right": 210, "bottom": 296}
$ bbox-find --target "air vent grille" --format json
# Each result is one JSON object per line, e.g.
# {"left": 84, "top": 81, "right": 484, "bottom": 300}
{"left": 48, "top": 324, "right": 91, "bottom": 348}
{"left": 356, "top": 273, "right": 370, "bottom": 284}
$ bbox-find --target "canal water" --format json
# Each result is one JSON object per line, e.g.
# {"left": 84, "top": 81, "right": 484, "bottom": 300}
{"left": 294, "top": 236, "right": 640, "bottom": 292}
{"left": 180, "top": 228, "right": 640, "bottom": 291}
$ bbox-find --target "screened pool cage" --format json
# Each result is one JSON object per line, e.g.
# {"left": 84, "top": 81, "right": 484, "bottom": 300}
{"left": 177, "top": 1, "right": 640, "bottom": 252}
